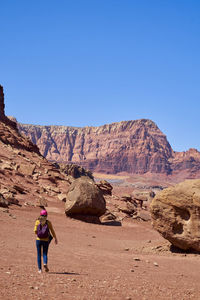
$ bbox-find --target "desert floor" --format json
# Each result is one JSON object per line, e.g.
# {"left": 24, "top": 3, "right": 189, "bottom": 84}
{"left": 1, "top": 199, "right": 200, "bottom": 300}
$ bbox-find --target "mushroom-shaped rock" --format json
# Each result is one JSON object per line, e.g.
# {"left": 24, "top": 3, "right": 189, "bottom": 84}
{"left": 65, "top": 177, "right": 106, "bottom": 217}
{"left": 150, "top": 179, "right": 200, "bottom": 251}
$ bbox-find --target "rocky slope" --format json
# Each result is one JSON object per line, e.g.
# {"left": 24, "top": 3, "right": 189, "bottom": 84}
{"left": 0, "top": 85, "right": 149, "bottom": 223}
{"left": 0, "top": 85, "right": 71, "bottom": 208}
{"left": 17, "top": 119, "right": 200, "bottom": 178}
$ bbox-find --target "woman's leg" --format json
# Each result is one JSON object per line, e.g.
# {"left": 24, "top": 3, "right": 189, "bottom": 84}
{"left": 36, "top": 240, "right": 42, "bottom": 271}
{"left": 42, "top": 241, "right": 49, "bottom": 265}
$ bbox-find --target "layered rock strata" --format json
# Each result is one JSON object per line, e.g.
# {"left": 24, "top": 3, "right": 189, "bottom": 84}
{"left": 18, "top": 120, "right": 174, "bottom": 174}
{"left": 18, "top": 120, "right": 200, "bottom": 177}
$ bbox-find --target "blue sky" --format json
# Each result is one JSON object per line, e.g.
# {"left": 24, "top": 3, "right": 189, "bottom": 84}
{"left": 1, "top": 0, "right": 200, "bottom": 152}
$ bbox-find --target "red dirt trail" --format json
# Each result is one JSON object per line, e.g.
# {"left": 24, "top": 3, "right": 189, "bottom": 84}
{"left": 1, "top": 200, "right": 200, "bottom": 300}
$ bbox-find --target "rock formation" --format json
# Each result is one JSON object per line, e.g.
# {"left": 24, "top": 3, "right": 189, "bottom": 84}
{"left": 65, "top": 177, "right": 106, "bottom": 221}
{"left": 0, "top": 85, "right": 71, "bottom": 208}
{"left": 0, "top": 85, "right": 5, "bottom": 120}
{"left": 17, "top": 118, "right": 200, "bottom": 178}
{"left": 0, "top": 85, "right": 19, "bottom": 129}
{"left": 170, "top": 148, "right": 200, "bottom": 178}
{"left": 59, "top": 163, "right": 94, "bottom": 180}
{"left": 150, "top": 179, "right": 200, "bottom": 251}
{"left": 96, "top": 180, "right": 113, "bottom": 195}
{"left": 17, "top": 120, "right": 173, "bottom": 174}
{"left": 0, "top": 84, "right": 154, "bottom": 224}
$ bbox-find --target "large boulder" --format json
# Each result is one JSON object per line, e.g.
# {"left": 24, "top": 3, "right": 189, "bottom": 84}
{"left": 150, "top": 179, "right": 200, "bottom": 251}
{"left": 65, "top": 177, "right": 106, "bottom": 218}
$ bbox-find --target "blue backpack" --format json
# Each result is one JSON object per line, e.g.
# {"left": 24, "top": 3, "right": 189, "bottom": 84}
{"left": 37, "top": 221, "right": 49, "bottom": 238}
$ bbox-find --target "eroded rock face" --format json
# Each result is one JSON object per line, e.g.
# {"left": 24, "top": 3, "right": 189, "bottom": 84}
{"left": 0, "top": 85, "right": 71, "bottom": 208}
{"left": 0, "top": 85, "right": 5, "bottom": 120}
{"left": 18, "top": 120, "right": 174, "bottom": 174}
{"left": 17, "top": 119, "right": 200, "bottom": 177}
{"left": 150, "top": 179, "right": 200, "bottom": 251}
{"left": 65, "top": 177, "right": 106, "bottom": 217}
{"left": 170, "top": 149, "right": 200, "bottom": 178}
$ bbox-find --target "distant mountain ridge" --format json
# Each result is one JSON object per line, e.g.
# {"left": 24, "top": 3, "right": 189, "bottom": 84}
{"left": 17, "top": 119, "right": 200, "bottom": 178}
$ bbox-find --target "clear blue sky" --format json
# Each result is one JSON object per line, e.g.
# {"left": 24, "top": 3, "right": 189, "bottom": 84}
{"left": 1, "top": 0, "right": 200, "bottom": 152}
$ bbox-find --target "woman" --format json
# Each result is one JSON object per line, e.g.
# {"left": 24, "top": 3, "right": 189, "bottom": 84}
{"left": 34, "top": 209, "right": 58, "bottom": 273}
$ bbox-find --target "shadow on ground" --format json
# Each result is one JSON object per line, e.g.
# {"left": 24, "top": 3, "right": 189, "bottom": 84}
{"left": 101, "top": 221, "right": 122, "bottom": 226}
{"left": 49, "top": 271, "right": 81, "bottom": 275}
{"left": 170, "top": 245, "right": 200, "bottom": 255}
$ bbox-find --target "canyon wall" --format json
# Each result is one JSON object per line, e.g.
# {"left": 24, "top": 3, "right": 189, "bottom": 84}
{"left": 1, "top": 81, "right": 199, "bottom": 177}
{"left": 17, "top": 120, "right": 200, "bottom": 176}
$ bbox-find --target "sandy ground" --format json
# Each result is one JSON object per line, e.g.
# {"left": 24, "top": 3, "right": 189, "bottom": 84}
{"left": 1, "top": 201, "right": 200, "bottom": 300}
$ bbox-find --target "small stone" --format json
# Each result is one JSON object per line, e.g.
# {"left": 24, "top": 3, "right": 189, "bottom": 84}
{"left": 153, "top": 262, "right": 159, "bottom": 267}
{"left": 130, "top": 269, "right": 134, "bottom": 272}
{"left": 29, "top": 286, "right": 34, "bottom": 289}
{"left": 35, "top": 287, "right": 39, "bottom": 290}
{"left": 124, "top": 248, "right": 130, "bottom": 251}
{"left": 133, "top": 258, "right": 141, "bottom": 261}
{"left": 0, "top": 208, "right": 9, "bottom": 213}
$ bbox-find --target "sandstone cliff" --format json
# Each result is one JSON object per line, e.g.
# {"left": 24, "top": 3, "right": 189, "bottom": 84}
{"left": 17, "top": 118, "right": 200, "bottom": 177}
{"left": 17, "top": 120, "right": 174, "bottom": 174}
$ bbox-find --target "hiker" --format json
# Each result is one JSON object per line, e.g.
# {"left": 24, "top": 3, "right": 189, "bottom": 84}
{"left": 34, "top": 209, "right": 58, "bottom": 273}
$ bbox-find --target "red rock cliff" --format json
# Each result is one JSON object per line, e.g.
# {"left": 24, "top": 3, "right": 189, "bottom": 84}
{"left": 18, "top": 119, "right": 175, "bottom": 174}
{"left": 0, "top": 85, "right": 40, "bottom": 154}
{"left": 0, "top": 85, "right": 5, "bottom": 120}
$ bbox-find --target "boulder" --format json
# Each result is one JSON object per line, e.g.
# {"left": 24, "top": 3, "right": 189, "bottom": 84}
{"left": 150, "top": 179, "right": 200, "bottom": 251}
{"left": 60, "top": 163, "right": 94, "bottom": 180}
{"left": 0, "top": 162, "right": 14, "bottom": 171}
{"left": 136, "top": 210, "right": 151, "bottom": 221}
{"left": 132, "top": 192, "right": 148, "bottom": 208}
{"left": 65, "top": 177, "right": 106, "bottom": 217}
{"left": 118, "top": 201, "right": 137, "bottom": 216}
{"left": 100, "top": 209, "right": 116, "bottom": 222}
{"left": 96, "top": 180, "right": 113, "bottom": 195}
{"left": 18, "top": 163, "right": 36, "bottom": 176}
{"left": 0, "top": 194, "right": 9, "bottom": 208}
{"left": 13, "top": 185, "right": 26, "bottom": 194}
{"left": 121, "top": 194, "right": 132, "bottom": 201}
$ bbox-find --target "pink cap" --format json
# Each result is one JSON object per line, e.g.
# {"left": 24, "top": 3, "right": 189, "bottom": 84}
{"left": 40, "top": 209, "right": 47, "bottom": 216}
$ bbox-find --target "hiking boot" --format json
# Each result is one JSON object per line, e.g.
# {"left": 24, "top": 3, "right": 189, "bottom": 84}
{"left": 38, "top": 270, "right": 42, "bottom": 274}
{"left": 44, "top": 264, "right": 49, "bottom": 272}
